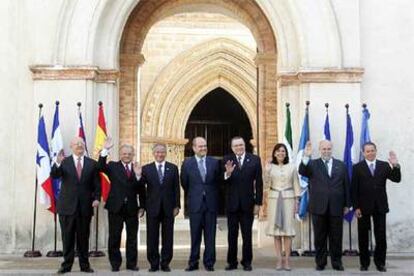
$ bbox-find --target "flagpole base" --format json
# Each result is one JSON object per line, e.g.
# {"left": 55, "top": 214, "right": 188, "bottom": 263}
{"left": 343, "top": 249, "right": 359, "bottom": 256}
{"left": 24, "top": 250, "right": 42, "bottom": 258}
{"left": 89, "top": 250, "right": 105, "bottom": 257}
{"left": 290, "top": 250, "right": 300, "bottom": 257}
{"left": 46, "top": 250, "right": 63, "bottom": 257}
{"left": 301, "top": 250, "right": 316, "bottom": 257}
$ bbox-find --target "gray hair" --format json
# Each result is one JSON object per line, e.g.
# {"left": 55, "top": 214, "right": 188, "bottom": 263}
{"left": 119, "top": 144, "right": 134, "bottom": 152}
{"left": 152, "top": 143, "right": 167, "bottom": 152}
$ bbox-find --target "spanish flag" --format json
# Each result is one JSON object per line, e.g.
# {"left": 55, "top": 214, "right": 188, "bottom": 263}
{"left": 94, "top": 102, "right": 111, "bottom": 201}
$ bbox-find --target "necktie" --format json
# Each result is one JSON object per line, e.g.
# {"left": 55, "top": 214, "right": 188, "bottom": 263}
{"left": 198, "top": 158, "right": 206, "bottom": 182}
{"left": 369, "top": 163, "right": 375, "bottom": 176}
{"left": 157, "top": 164, "right": 164, "bottom": 184}
{"left": 324, "top": 160, "right": 330, "bottom": 177}
{"left": 238, "top": 156, "right": 242, "bottom": 169}
{"left": 76, "top": 157, "right": 82, "bottom": 180}
{"left": 125, "top": 164, "right": 131, "bottom": 178}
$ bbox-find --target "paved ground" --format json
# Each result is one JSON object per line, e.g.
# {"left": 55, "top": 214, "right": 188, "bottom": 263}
{"left": 0, "top": 247, "right": 413, "bottom": 275}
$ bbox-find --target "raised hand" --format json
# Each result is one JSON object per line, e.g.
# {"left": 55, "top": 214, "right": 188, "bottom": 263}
{"left": 103, "top": 136, "right": 114, "bottom": 150}
{"left": 388, "top": 151, "right": 399, "bottom": 166}
{"left": 304, "top": 141, "right": 312, "bottom": 156}
{"left": 225, "top": 160, "right": 236, "bottom": 176}
{"left": 56, "top": 149, "right": 65, "bottom": 164}
{"left": 133, "top": 162, "right": 142, "bottom": 177}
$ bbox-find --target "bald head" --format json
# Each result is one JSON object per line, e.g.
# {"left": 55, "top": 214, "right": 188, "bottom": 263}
{"left": 192, "top": 137, "right": 207, "bottom": 157}
{"left": 319, "top": 140, "right": 333, "bottom": 161}
{"left": 70, "top": 136, "right": 86, "bottom": 156}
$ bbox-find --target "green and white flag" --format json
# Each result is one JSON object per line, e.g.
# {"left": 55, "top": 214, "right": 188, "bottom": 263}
{"left": 283, "top": 103, "right": 294, "bottom": 162}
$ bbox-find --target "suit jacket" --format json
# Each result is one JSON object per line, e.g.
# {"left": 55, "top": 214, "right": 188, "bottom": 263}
{"left": 181, "top": 156, "right": 220, "bottom": 213}
{"left": 223, "top": 153, "right": 263, "bottom": 212}
{"left": 141, "top": 161, "right": 180, "bottom": 217}
{"left": 51, "top": 156, "right": 101, "bottom": 217}
{"left": 352, "top": 160, "right": 401, "bottom": 215}
{"left": 97, "top": 156, "right": 145, "bottom": 215}
{"left": 299, "top": 158, "right": 351, "bottom": 216}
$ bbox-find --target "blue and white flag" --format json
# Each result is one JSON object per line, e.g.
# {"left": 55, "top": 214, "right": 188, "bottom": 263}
{"left": 296, "top": 106, "right": 310, "bottom": 219}
{"left": 359, "top": 106, "right": 371, "bottom": 161}
{"left": 323, "top": 109, "right": 331, "bottom": 141}
{"left": 343, "top": 107, "right": 355, "bottom": 222}
{"left": 50, "top": 102, "right": 63, "bottom": 203}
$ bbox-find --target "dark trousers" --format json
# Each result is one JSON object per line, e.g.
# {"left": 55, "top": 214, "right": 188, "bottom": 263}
{"left": 59, "top": 213, "right": 92, "bottom": 270}
{"left": 107, "top": 204, "right": 138, "bottom": 269}
{"left": 358, "top": 212, "right": 387, "bottom": 268}
{"left": 227, "top": 209, "right": 254, "bottom": 267}
{"left": 188, "top": 199, "right": 217, "bottom": 267}
{"left": 146, "top": 207, "right": 174, "bottom": 268}
{"left": 312, "top": 213, "right": 343, "bottom": 268}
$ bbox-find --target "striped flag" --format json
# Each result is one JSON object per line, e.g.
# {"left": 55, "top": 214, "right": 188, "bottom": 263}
{"left": 77, "top": 106, "right": 89, "bottom": 156}
{"left": 94, "top": 102, "right": 111, "bottom": 201}
{"left": 37, "top": 110, "right": 54, "bottom": 213}
{"left": 343, "top": 106, "right": 355, "bottom": 222}
{"left": 359, "top": 105, "right": 371, "bottom": 161}
{"left": 50, "top": 102, "right": 63, "bottom": 206}
{"left": 296, "top": 104, "right": 310, "bottom": 219}
{"left": 283, "top": 103, "right": 294, "bottom": 162}
{"left": 323, "top": 105, "right": 331, "bottom": 141}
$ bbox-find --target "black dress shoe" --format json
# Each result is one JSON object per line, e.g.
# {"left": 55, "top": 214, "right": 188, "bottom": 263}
{"left": 243, "top": 265, "right": 252, "bottom": 271}
{"left": 376, "top": 266, "right": 387, "bottom": 272}
{"left": 185, "top": 264, "right": 199, "bottom": 271}
{"left": 57, "top": 267, "right": 71, "bottom": 274}
{"left": 316, "top": 265, "right": 325, "bottom": 271}
{"left": 149, "top": 266, "right": 159, "bottom": 272}
{"left": 80, "top": 267, "right": 94, "bottom": 273}
{"left": 161, "top": 265, "right": 170, "bottom": 272}
{"left": 333, "top": 265, "right": 344, "bottom": 271}
{"left": 111, "top": 267, "right": 120, "bottom": 272}
{"left": 360, "top": 266, "right": 369, "bottom": 271}
{"left": 127, "top": 266, "right": 139, "bottom": 271}
{"left": 205, "top": 266, "right": 214, "bottom": 271}
{"left": 225, "top": 264, "right": 237, "bottom": 271}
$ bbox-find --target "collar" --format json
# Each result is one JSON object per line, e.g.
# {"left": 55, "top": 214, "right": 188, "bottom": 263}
{"left": 235, "top": 152, "right": 246, "bottom": 161}
{"left": 155, "top": 160, "right": 166, "bottom": 167}
{"left": 195, "top": 155, "right": 207, "bottom": 163}
{"left": 365, "top": 159, "right": 377, "bottom": 166}
{"left": 72, "top": 154, "right": 84, "bottom": 161}
{"left": 322, "top": 157, "right": 333, "bottom": 164}
{"left": 121, "top": 161, "right": 132, "bottom": 169}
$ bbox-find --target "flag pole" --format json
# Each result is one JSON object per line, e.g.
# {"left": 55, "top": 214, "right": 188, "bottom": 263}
{"left": 89, "top": 101, "right": 105, "bottom": 257}
{"left": 342, "top": 104, "right": 358, "bottom": 256}
{"left": 300, "top": 101, "right": 315, "bottom": 257}
{"left": 24, "top": 104, "right": 44, "bottom": 258}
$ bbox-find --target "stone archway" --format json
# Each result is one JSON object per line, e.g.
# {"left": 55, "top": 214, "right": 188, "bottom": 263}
{"left": 119, "top": 0, "right": 278, "bottom": 163}
{"left": 139, "top": 38, "right": 258, "bottom": 164}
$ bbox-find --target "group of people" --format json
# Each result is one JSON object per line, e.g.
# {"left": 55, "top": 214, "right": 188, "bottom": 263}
{"left": 50, "top": 135, "right": 401, "bottom": 274}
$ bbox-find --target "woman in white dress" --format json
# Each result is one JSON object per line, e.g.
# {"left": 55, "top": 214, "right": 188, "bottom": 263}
{"left": 265, "top": 143, "right": 301, "bottom": 271}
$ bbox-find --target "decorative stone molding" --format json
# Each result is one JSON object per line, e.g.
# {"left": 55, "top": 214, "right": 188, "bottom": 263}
{"left": 278, "top": 68, "right": 364, "bottom": 86}
{"left": 29, "top": 65, "right": 120, "bottom": 83}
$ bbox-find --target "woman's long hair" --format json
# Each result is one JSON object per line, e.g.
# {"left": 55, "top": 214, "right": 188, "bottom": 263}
{"left": 271, "top": 143, "right": 289, "bottom": 165}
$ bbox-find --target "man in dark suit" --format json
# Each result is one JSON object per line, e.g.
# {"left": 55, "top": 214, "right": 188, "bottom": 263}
{"left": 181, "top": 137, "right": 220, "bottom": 272}
{"left": 352, "top": 142, "right": 401, "bottom": 272}
{"left": 50, "top": 137, "right": 101, "bottom": 274}
{"left": 223, "top": 136, "right": 263, "bottom": 271}
{"left": 97, "top": 138, "right": 145, "bottom": 272}
{"left": 138, "top": 143, "right": 180, "bottom": 272}
{"left": 299, "top": 140, "right": 350, "bottom": 271}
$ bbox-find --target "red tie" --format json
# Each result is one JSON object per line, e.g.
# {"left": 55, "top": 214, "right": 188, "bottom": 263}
{"left": 76, "top": 157, "right": 82, "bottom": 180}
{"left": 125, "top": 164, "right": 131, "bottom": 178}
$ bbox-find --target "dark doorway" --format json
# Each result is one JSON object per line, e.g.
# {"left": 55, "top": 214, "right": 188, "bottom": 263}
{"left": 183, "top": 87, "right": 253, "bottom": 217}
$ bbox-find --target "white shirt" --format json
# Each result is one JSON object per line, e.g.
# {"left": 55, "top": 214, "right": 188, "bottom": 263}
{"left": 155, "top": 161, "right": 166, "bottom": 175}
{"left": 195, "top": 155, "right": 207, "bottom": 172}
{"left": 365, "top": 159, "right": 377, "bottom": 170}
{"left": 72, "top": 154, "right": 85, "bottom": 168}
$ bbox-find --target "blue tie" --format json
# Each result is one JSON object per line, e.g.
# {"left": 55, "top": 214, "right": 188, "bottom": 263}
{"left": 157, "top": 164, "right": 163, "bottom": 184}
{"left": 198, "top": 158, "right": 206, "bottom": 182}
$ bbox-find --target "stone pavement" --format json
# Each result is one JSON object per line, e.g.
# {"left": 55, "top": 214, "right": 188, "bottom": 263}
{"left": 0, "top": 247, "right": 413, "bottom": 275}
